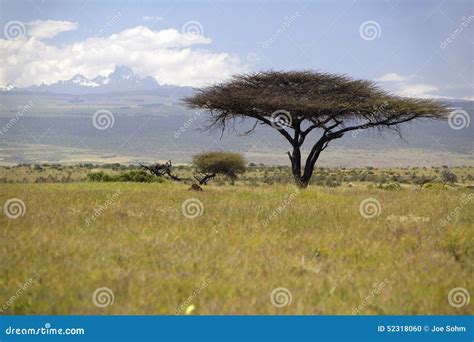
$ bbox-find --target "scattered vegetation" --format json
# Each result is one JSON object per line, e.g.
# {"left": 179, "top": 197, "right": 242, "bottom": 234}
{"left": 0, "top": 164, "right": 472, "bottom": 189}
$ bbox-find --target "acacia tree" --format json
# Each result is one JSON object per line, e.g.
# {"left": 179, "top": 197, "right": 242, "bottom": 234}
{"left": 193, "top": 151, "right": 246, "bottom": 185}
{"left": 441, "top": 169, "right": 458, "bottom": 185}
{"left": 139, "top": 152, "right": 245, "bottom": 189}
{"left": 184, "top": 71, "right": 448, "bottom": 188}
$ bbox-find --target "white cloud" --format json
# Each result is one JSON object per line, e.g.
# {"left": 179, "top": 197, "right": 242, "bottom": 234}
{"left": 376, "top": 73, "right": 408, "bottom": 82}
{"left": 0, "top": 25, "right": 246, "bottom": 87}
{"left": 28, "top": 20, "right": 78, "bottom": 39}
{"left": 395, "top": 84, "right": 439, "bottom": 98}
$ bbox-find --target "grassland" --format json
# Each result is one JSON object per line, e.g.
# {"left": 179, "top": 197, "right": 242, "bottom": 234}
{"left": 0, "top": 165, "right": 473, "bottom": 315}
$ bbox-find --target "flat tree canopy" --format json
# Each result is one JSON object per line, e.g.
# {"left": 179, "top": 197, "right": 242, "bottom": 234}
{"left": 184, "top": 71, "right": 448, "bottom": 187}
{"left": 193, "top": 151, "right": 246, "bottom": 181}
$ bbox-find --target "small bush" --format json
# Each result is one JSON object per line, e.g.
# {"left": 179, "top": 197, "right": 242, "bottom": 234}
{"left": 86, "top": 171, "right": 112, "bottom": 182}
{"left": 441, "top": 170, "right": 458, "bottom": 185}
{"left": 324, "top": 178, "right": 340, "bottom": 187}
{"left": 193, "top": 151, "right": 246, "bottom": 180}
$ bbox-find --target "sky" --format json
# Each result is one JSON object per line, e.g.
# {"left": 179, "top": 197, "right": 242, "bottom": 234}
{"left": 0, "top": 0, "right": 473, "bottom": 99}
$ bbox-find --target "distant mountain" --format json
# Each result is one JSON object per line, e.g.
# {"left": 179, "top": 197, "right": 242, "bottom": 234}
{"left": 4, "top": 66, "right": 192, "bottom": 95}
{"left": 0, "top": 84, "right": 15, "bottom": 91}
{"left": 439, "top": 98, "right": 474, "bottom": 110}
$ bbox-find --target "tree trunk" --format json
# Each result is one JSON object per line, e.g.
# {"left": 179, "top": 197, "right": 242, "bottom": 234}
{"left": 295, "top": 178, "right": 310, "bottom": 189}
{"left": 289, "top": 146, "right": 302, "bottom": 185}
{"left": 292, "top": 140, "right": 326, "bottom": 189}
{"left": 195, "top": 173, "right": 216, "bottom": 185}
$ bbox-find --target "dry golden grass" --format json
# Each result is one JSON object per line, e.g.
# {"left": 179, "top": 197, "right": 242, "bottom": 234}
{"left": 0, "top": 182, "right": 472, "bottom": 315}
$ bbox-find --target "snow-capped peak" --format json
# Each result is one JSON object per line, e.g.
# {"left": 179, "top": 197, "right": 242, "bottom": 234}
{"left": 12, "top": 65, "right": 165, "bottom": 94}
{"left": 92, "top": 75, "right": 110, "bottom": 85}
{"left": 70, "top": 74, "right": 99, "bottom": 87}
{"left": 0, "top": 84, "right": 15, "bottom": 91}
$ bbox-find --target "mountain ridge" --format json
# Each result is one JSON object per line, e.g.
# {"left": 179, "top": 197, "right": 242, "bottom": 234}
{"left": 1, "top": 66, "right": 192, "bottom": 95}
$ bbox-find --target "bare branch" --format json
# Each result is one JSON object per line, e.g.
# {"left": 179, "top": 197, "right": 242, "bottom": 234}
{"left": 140, "top": 161, "right": 189, "bottom": 182}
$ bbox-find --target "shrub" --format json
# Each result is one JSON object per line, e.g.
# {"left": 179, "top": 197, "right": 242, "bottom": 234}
{"left": 414, "top": 175, "right": 434, "bottom": 188}
{"left": 193, "top": 151, "right": 246, "bottom": 180}
{"left": 324, "top": 178, "right": 340, "bottom": 187}
{"left": 86, "top": 170, "right": 162, "bottom": 183}
{"left": 86, "top": 171, "right": 113, "bottom": 182}
{"left": 441, "top": 170, "right": 458, "bottom": 185}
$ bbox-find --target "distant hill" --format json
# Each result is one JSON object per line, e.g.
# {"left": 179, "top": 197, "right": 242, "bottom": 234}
{"left": 0, "top": 72, "right": 471, "bottom": 166}
{"left": 1, "top": 65, "right": 193, "bottom": 96}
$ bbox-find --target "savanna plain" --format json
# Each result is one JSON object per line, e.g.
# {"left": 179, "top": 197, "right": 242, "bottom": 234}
{"left": 1, "top": 164, "right": 473, "bottom": 315}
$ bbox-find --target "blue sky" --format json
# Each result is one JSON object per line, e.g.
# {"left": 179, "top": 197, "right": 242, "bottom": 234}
{"left": 1, "top": 0, "right": 473, "bottom": 99}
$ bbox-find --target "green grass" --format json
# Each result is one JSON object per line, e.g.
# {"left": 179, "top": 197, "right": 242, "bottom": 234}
{"left": 1, "top": 182, "right": 472, "bottom": 315}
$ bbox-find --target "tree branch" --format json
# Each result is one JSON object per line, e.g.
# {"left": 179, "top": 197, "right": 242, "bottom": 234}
{"left": 140, "top": 161, "right": 189, "bottom": 182}
{"left": 327, "top": 115, "right": 418, "bottom": 139}
{"left": 258, "top": 116, "right": 295, "bottom": 143}
{"left": 194, "top": 172, "right": 217, "bottom": 185}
